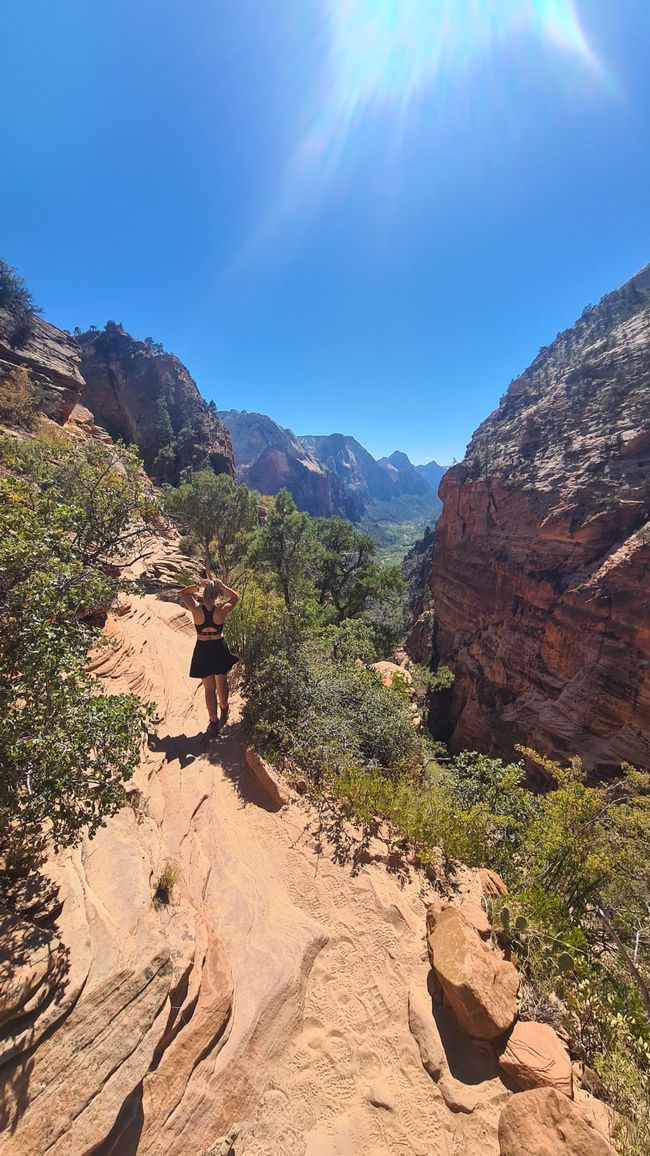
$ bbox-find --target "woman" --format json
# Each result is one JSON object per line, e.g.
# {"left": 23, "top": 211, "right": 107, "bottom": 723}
{"left": 181, "top": 577, "right": 240, "bottom": 735}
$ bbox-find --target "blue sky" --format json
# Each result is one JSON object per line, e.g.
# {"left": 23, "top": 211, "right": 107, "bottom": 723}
{"left": 3, "top": 1, "right": 649, "bottom": 464}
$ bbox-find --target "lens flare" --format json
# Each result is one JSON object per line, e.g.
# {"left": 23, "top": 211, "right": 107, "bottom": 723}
{"left": 227, "top": 0, "right": 606, "bottom": 273}
{"left": 325, "top": 0, "right": 600, "bottom": 115}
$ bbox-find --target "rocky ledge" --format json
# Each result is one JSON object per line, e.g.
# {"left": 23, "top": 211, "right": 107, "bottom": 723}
{"left": 0, "top": 308, "right": 84, "bottom": 423}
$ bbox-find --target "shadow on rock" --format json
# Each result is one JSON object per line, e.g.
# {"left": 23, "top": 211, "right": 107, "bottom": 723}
{"left": 427, "top": 969, "right": 501, "bottom": 1087}
{"left": 201, "top": 724, "right": 286, "bottom": 814}
{"left": 147, "top": 728, "right": 210, "bottom": 769}
{"left": 0, "top": 874, "right": 72, "bottom": 1133}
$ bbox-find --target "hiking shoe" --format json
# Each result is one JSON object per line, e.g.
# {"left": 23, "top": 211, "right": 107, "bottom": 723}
{"left": 219, "top": 705, "right": 230, "bottom": 725}
{"left": 207, "top": 719, "right": 221, "bottom": 737}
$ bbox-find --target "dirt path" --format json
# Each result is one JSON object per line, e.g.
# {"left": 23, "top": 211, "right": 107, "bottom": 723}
{"left": 93, "top": 596, "right": 505, "bottom": 1154}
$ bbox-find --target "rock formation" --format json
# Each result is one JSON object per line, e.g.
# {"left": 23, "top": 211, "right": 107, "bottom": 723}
{"left": 425, "top": 905, "right": 519, "bottom": 1041}
{"left": 0, "top": 589, "right": 513, "bottom": 1156}
{"left": 415, "top": 458, "right": 446, "bottom": 491}
{"left": 78, "top": 323, "right": 234, "bottom": 483}
{"left": 428, "top": 264, "right": 650, "bottom": 773}
{"left": 0, "top": 307, "right": 84, "bottom": 423}
{"left": 497, "top": 1087, "right": 616, "bottom": 1155}
{"left": 301, "top": 432, "right": 397, "bottom": 506}
{"left": 378, "top": 450, "right": 437, "bottom": 500}
{"left": 497, "top": 1020, "right": 573, "bottom": 1097}
{"left": 220, "top": 410, "right": 361, "bottom": 519}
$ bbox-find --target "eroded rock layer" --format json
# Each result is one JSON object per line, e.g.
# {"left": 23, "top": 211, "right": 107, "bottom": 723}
{"left": 0, "top": 308, "right": 84, "bottom": 423}
{"left": 429, "top": 264, "right": 650, "bottom": 773}
{"left": 79, "top": 324, "right": 234, "bottom": 482}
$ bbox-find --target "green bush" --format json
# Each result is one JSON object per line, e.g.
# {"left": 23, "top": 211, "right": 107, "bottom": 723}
{"left": 0, "top": 367, "right": 40, "bottom": 428}
{"left": 0, "top": 431, "right": 157, "bottom": 875}
{"left": 165, "top": 469, "right": 258, "bottom": 578}
{"left": 0, "top": 259, "right": 39, "bottom": 347}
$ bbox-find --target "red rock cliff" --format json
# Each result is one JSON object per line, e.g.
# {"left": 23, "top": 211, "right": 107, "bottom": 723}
{"left": 78, "top": 323, "right": 234, "bottom": 483}
{"left": 429, "top": 266, "right": 650, "bottom": 774}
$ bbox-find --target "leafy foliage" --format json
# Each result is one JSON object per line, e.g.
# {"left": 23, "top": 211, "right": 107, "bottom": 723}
{"left": 0, "top": 432, "right": 156, "bottom": 874}
{"left": 248, "top": 489, "right": 322, "bottom": 612}
{"left": 165, "top": 468, "right": 258, "bottom": 579}
{"left": 0, "top": 259, "right": 40, "bottom": 347}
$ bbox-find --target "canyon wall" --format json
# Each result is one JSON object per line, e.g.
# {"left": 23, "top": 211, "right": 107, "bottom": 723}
{"left": 79, "top": 324, "right": 234, "bottom": 482}
{"left": 219, "top": 409, "right": 361, "bottom": 519}
{"left": 0, "top": 308, "right": 84, "bottom": 423}
{"left": 428, "top": 265, "right": 650, "bottom": 774}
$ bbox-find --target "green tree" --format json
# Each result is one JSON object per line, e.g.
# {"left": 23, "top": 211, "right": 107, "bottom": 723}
{"left": 165, "top": 469, "right": 258, "bottom": 579}
{"left": 0, "top": 259, "right": 40, "bottom": 347}
{"left": 314, "top": 518, "right": 385, "bottom": 622}
{"left": 0, "top": 432, "right": 156, "bottom": 875}
{"left": 248, "top": 488, "right": 321, "bottom": 611}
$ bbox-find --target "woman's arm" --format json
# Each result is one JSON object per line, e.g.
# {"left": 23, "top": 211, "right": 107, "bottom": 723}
{"left": 180, "top": 581, "right": 203, "bottom": 611}
{"left": 216, "top": 578, "right": 240, "bottom": 611}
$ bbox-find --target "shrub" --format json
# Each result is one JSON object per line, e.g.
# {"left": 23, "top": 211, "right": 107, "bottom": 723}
{"left": 0, "top": 431, "right": 157, "bottom": 875}
{"left": 178, "top": 534, "right": 198, "bottom": 557}
{"left": 165, "top": 469, "right": 258, "bottom": 579}
{"left": 243, "top": 627, "right": 428, "bottom": 787}
{"left": 0, "top": 260, "right": 39, "bottom": 347}
{"left": 0, "top": 366, "right": 39, "bottom": 428}
{"left": 154, "top": 860, "right": 179, "bottom": 905}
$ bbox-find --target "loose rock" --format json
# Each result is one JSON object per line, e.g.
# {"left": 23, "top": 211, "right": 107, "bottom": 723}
{"left": 479, "top": 867, "right": 509, "bottom": 899}
{"left": 245, "top": 747, "right": 291, "bottom": 808}
{"left": 498, "top": 1020, "right": 573, "bottom": 1097}
{"left": 498, "top": 1087, "right": 617, "bottom": 1156}
{"left": 426, "top": 905, "right": 519, "bottom": 1040}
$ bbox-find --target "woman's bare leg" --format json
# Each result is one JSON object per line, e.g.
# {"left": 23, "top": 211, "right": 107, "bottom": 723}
{"left": 202, "top": 676, "right": 218, "bottom": 722}
{"left": 216, "top": 675, "right": 229, "bottom": 715}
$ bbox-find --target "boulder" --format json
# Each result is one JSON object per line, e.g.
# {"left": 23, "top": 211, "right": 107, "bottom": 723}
{"left": 458, "top": 900, "right": 491, "bottom": 939}
{"left": 498, "top": 1020, "right": 573, "bottom": 1096}
{"left": 245, "top": 747, "right": 291, "bottom": 808}
{"left": 479, "top": 867, "right": 509, "bottom": 899}
{"left": 426, "top": 905, "right": 518, "bottom": 1040}
{"left": 498, "top": 1087, "right": 617, "bottom": 1155}
{"left": 371, "top": 660, "right": 413, "bottom": 687}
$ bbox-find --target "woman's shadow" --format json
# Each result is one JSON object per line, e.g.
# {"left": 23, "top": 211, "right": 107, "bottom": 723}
{"left": 147, "top": 728, "right": 209, "bottom": 769}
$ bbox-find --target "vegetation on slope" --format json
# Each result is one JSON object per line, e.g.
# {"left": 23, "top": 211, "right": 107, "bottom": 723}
{"left": 0, "top": 260, "right": 39, "bottom": 348}
{"left": 465, "top": 267, "right": 650, "bottom": 489}
{"left": 0, "top": 429, "right": 157, "bottom": 875}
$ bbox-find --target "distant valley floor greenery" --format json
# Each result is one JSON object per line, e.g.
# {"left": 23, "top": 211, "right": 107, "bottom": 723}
{"left": 361, "top": 493, "right": 440, "bottom": 565}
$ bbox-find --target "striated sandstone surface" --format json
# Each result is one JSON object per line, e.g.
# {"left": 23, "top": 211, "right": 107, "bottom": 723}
{"left": 498, "top": 1020, "right": 573, "bottom": 1097}
{"left": 429, "top": 264, "right": 650, "bottom": 772}
{"left": 0, "top": 594, "right": 508, "bottom": 1156}
{"left": 78, "top": 323, "right": 234, "bottom": 482}
{"left": 0, "top": 308, "right": 84, "bottom": 423}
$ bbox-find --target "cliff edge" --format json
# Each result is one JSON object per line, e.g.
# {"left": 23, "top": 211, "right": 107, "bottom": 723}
{"left": 428, "top": 264, "right": 650, "bottom": 773}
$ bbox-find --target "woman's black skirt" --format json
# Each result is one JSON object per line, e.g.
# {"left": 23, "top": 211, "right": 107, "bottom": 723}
{"left": 189, "top": 638, "right": 239, "bottom": 679}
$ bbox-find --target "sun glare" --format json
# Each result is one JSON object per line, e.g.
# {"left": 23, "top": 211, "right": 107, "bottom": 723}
{"left": 227, "top": 0, "right": 605, "bottom": 274}
{"left": 326, "top": 0, "right": 600, "bottom": 114}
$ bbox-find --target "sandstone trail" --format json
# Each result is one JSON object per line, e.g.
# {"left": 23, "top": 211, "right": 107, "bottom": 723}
{"left": 0, "top": 593, "right": 512, "bottom": 1156}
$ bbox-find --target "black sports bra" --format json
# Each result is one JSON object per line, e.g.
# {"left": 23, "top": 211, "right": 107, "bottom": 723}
{"left": 195, "top": 606, "right": 224, "bottom": 638}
